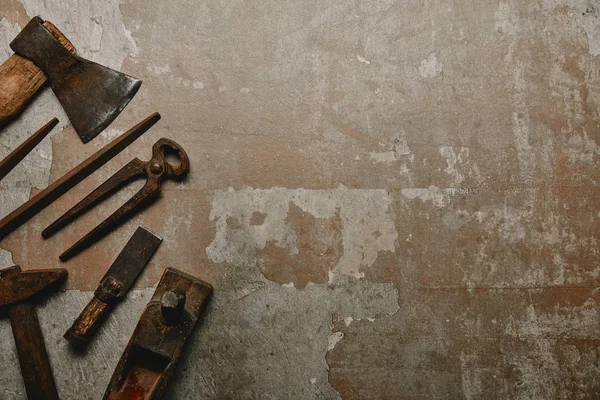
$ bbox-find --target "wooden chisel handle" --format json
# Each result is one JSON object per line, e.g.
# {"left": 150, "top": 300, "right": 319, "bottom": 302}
{"left": 9, "top": 302, "right": 60, "bottom": 400}
{"left": 0, "top": 21, "right": 75, "bottom": 129}
{"left": 64, "top": 295, "right": 112, "bottom": 348}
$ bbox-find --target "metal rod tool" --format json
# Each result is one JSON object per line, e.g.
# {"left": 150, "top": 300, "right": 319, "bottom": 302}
{"left": 0, "top": 113, "right": 160, "bottom": 241}
{"left": 0, "top": 118, "right": 58, "bottom": 182}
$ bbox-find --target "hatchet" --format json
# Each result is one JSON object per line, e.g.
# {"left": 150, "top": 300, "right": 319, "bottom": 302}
{"left": 1, "top": 16, "right": 142, "bottom": 143}
{"left": 0, "top": 20, "right": 74, "bottom": 128}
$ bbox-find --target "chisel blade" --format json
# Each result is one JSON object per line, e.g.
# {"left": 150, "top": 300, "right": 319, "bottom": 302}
{"left": 103, "top": 227, "right": 162, "bottom": 297}
{"left": 63, "top": 227, "right": 162, "bottom": 348}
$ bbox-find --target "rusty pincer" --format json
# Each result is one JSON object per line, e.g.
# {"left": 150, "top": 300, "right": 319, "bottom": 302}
{"left": 43, "top": 138, "right": 190, "bottom": 261}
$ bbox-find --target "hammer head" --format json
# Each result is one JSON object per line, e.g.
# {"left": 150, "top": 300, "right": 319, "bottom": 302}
{"left": 10, "top": 17, "right": 142, "bottom": 143}
{"left": 0, "top": 266, "right": 67, "bottom": 308}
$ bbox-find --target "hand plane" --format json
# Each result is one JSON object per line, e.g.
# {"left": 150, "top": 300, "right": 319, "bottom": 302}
{"left": 103, "top": 268, "right": 212, "bottom": 400}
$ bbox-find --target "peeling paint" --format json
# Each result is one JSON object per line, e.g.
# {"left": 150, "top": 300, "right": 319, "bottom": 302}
{"left": 439, "top": 146, "right": 483, "bottom": 185}
{"left": 0, "top": 248, "right": 13, "bottom": 266}
{"left": 370, "top": 131, "right": 411, "bottom": 164}
{"left": 419, "top": 52, "right": 443, "bottom": 79}
{"left": 0, "top": 18, "right": 20, "bottom": 61}
{"left": 18, "top": 0, "right": 138, "bottom": 68}
{"left": 207, "top": 187, "right": 398, "bottom": 280}
{"left": 495, "top": 2, "right": 519, "bottom": 35}
{"left": 564, "top": 133, "right": 600, "bottom": 163}
{"left": 443, "top": 204, "right": 527, "bottom": 244}
{"left": 564, "top": 1, "right": 600, "bottom": 56}
{"left": 402, "top": 186, "right": 470, "bottom": 208}
{"left": 357, "top": 54, "right": 371, "bottom": 65}
{"left": 327, "top": 331, "right": 344, "bottom": 351}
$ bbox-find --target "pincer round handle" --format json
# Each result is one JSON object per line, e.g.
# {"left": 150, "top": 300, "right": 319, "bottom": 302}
{"left": 152, "top": 138, "right": 190, "bottom": 179}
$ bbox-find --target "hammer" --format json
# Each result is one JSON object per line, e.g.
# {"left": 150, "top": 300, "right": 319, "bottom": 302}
{"left": 0, "top": 266, "right": 67, "bottom": 400}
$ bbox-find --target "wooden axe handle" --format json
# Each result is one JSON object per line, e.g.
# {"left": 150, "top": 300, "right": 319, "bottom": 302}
{"left": 43, "top": 22, "right": 75, "bottom": 52}
{"left": 0, "top": 20, "right": 75, "bottom": 129}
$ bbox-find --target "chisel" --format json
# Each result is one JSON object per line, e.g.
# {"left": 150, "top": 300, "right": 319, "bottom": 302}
{"left": 64, "top": 226, "right": 162, "bottom": 348}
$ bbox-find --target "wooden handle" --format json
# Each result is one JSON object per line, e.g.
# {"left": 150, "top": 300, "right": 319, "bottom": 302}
{"left": 64, "top": 295, "right": 112, "bottom": 348}
{"left": 42, "top": 21, "right": 75, "bottom": 53}
{"left": 0, "top": 20, "right": 75, "bottom": 129}
{"left": 9, "top": 302, "right": 60, "bottom": 400}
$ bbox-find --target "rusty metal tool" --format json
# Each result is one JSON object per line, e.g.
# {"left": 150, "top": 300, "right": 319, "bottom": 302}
{"left": 0, "top": 20, "right": 75, "bottom": 131}
{"left": 65, "top": 227, "right": 162, "bottom": 348}
{"left": 0, "top": 266, "right": 67, "bottom": 400}
{"left": 103, "top": 267, "right": 212, "bottom": 400}
{"left": 0, "top": 112, "right": 160, "bottom": 241}
{"left": 5, "top": 16, "right": 142, "bottom": 143}
{"left": 43, "top": 138, "right": 190, "bottom": 261}
{"left": 0, "top": 117, "right": 58, "bottom": 182}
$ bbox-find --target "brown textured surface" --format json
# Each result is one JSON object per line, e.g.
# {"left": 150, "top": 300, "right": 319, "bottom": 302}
{"left": 1, "top": 1, "right": 600, "bottom": 399}
{"left": 258, "top": 203, "right": 343, "bottom": 288}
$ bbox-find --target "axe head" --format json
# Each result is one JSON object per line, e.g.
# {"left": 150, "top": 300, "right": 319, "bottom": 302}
{"left": 10, "top": 17, "right": 142, "bottom": 143}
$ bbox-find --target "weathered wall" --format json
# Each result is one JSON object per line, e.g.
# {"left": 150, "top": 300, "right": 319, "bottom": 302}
{"left": 0, "top": 0, "right": 599, "bottom": 399}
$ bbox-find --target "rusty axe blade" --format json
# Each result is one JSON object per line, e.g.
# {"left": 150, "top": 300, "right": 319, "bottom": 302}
{"left": 10, "top": 17, "right": 142, "bottom": 143}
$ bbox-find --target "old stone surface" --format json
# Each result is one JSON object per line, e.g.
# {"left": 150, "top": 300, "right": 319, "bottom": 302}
{"left": 1, "top": 0, "right": 599, "bottom": 399}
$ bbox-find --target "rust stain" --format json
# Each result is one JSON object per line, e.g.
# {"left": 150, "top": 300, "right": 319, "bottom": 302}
{"left": 327, "top": 287, "right": 600, "bottom": 399}
{"left": 257, "top": 203, "right": 342, "bottom": 288}
{"left": 563, "top": 56, "right": 585, "bottom": 82}
{"left": 364, "top": 250, "right": 401, "bottom": 284}
{"left": 226, "top": 216, "right": 243, "bottom": 230}
{"left": 249, "top": 211, "right": 267, "bottom": 226}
